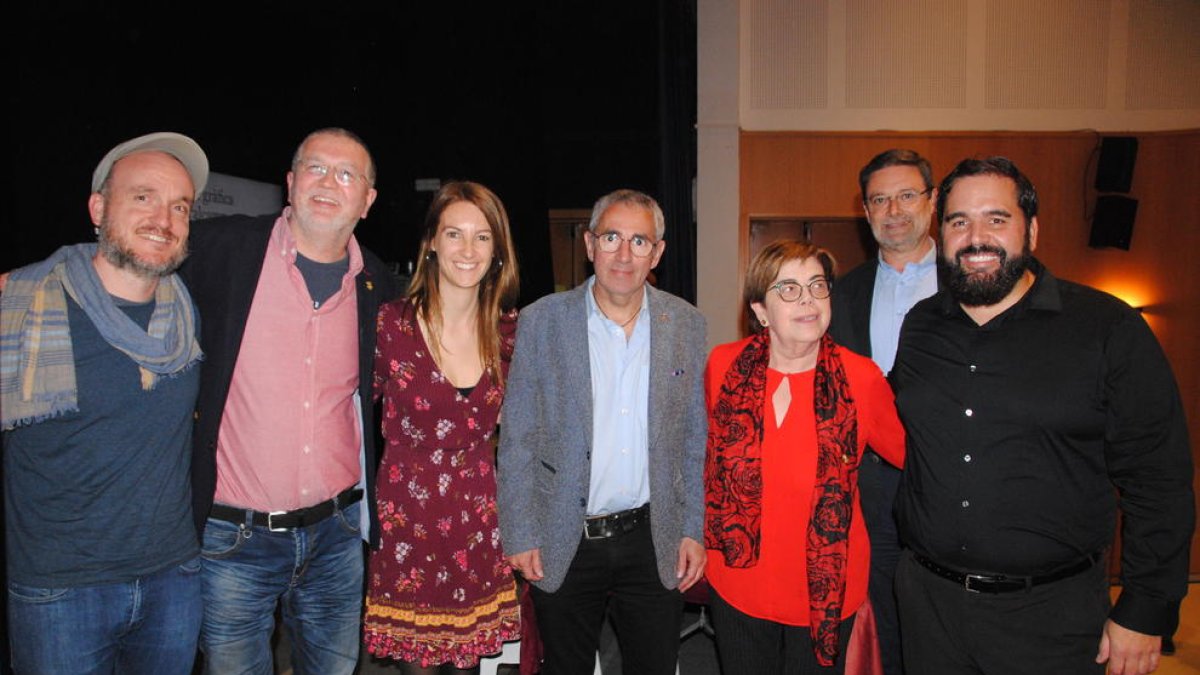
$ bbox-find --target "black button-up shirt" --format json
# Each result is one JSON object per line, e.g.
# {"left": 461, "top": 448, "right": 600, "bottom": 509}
{"left": 892, "top": 258, "right": 1193, "bottom": 634}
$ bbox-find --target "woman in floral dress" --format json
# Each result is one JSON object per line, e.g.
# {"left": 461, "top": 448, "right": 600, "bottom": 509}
{"left": 365, "top": 181, "right": 521, "bottom": 674}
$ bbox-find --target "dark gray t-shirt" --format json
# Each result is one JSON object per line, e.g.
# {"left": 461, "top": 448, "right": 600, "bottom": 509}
{"left": 295, "top": 252, "right": 349, "bottom": 308}
{"left": 3, "top": 296, "right": 200, "bottom": 586}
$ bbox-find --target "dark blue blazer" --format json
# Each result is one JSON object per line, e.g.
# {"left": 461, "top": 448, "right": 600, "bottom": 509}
{"left": 829, "top": 260, "right": 877, "bottom": 358}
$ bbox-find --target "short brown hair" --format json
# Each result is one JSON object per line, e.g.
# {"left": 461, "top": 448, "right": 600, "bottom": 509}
{"left": 858, "top": 148, "right": 933, "bottom": 199}
{"left": 743, "top": 240, "right": 837, "bottom": 333}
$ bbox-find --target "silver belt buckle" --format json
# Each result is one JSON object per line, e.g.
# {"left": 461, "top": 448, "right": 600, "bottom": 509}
{"left": 964, "top": 573, "right": 986, "bottom": 593}
{"left": 267, "top": 510, "right": 289, "bottom": 532}
{"left": 583, "top": 517, "right": 606, "bottom": 540}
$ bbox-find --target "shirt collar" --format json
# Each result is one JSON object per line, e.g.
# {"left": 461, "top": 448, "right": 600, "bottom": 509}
{"left": 1021, "top": 258, "right": 1060, "bottom": 313}
{"left": 876, "top": 238, "right": 937, "bottom": 277}
{"left": 270, "top": 207, "right": 365, "bottom": 277}
{"left": 937, "top": 257, "right": 1058, "bottom": 319}
{"left": 585, "top": 276, "right": 650, "bottom": 324}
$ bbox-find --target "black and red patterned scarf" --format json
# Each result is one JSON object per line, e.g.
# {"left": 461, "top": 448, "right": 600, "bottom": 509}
{"left": 704, "top": 331, "right": 858, "bottom": 666}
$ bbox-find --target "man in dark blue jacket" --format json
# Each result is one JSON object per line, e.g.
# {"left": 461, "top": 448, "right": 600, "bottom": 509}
{"left": 829, "top": 148, "right": 939, "bottom": 675}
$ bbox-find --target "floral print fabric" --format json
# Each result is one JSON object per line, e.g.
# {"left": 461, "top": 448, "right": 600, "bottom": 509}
{"left": 364, "top": 298, "right": 519, "bottom": 668}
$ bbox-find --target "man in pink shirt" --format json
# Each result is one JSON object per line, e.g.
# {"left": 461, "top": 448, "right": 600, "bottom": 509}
{"left": 180, "top": 128, "right": 398, "bottom": 674}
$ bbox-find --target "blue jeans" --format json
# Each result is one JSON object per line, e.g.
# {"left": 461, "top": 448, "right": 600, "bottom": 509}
{"left": 7, "top": 556, "right": 202, "bottom": 674}
{"left": 199, "top": 501, "right": 364, "bottom": 675}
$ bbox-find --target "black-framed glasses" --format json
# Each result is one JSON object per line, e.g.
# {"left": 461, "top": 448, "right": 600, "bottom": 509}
{"left": 769, "top": 278, "right": 831, "bottom": 302}
{"left": 297, "top": 161, "right": 367, "bottom": 187}
{"left": 590, "top": 230, "right": 660, "bottom": 258}
{"left": 865, "top": 188, "right": 932, "bottom": 211}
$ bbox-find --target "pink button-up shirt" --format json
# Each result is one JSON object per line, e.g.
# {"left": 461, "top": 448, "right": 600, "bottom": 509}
{"left": 213, "top": 214, "right": 364, "bottom": 512}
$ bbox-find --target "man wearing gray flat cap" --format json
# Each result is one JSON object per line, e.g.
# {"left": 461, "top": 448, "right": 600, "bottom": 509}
{"left": 1, "top": 131, "right": 208, "bottom": 673}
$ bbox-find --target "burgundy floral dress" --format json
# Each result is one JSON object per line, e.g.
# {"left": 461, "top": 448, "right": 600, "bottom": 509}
{"left": 364, "top": 298, "right": 520, "bottom": 668}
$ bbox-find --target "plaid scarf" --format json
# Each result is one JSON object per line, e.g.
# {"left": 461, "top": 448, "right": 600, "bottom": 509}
{"left": 1, "top": 244, "right": 202, "bottom": 430}
{"left": 705, "top": 331, "right": 858, "bottom": 666}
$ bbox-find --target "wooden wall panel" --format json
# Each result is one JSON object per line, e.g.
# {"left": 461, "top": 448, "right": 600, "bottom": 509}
{"left": 739, "top": 129, "right": 1200, "bottom": 574}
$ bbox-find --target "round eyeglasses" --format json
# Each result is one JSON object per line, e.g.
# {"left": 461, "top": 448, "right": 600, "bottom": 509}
{"left": 866, "top": 188, "right": 931, "bottom": 212}
{"left": 591, "top": 231, "right": 660, "bottom": 258}
{"left": 769, "top": 278, "right": 831, "bottom": 302}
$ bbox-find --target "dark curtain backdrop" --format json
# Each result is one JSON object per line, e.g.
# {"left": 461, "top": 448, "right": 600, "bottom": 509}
{"left": 655, "top": 0, "right": 699, "bottom": 304}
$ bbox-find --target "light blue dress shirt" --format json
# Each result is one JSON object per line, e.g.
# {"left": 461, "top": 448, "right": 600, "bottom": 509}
{"left": 869, "top": 241, "right": 938, "bottom": 374}
{"left": 584, "top": 277, "right": 651, "bottom": 516}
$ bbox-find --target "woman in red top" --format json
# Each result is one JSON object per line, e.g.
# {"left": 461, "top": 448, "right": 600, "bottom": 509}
{"left": 704, "top": 240, "right": 905, "bottom": 674}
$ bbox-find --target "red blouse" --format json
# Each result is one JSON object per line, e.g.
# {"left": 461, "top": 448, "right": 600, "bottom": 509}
{"left": 704, "top": 337, "right": 905, "bottom": 626}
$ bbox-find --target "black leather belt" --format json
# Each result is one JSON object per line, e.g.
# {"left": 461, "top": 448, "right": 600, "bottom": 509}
{"left": 209, "top": 486, "right": 363, "bottom": 532}
{"left": 584, "top": 503, "right": 650, "bottom": 539}
{"left": 913, "top": 552, "right": 1102, "bottom": 593}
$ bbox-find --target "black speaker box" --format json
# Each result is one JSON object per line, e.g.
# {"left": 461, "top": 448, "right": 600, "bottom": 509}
{"left": 1094, "top": 136, "right": 1138, "bottom": 193}
{"left": 1089, "top": 195, "right": 1138, "bottom": 250}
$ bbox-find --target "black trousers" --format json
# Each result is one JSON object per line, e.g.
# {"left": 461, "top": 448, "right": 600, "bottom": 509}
{"left": 859, "top": 452, "right": 904, "bottom": 675}
{"left": 530, "top": 519, "right": 683, "bottom": 675}
{"left": 709, "top": 587, "right": 855, "bottom": 675}
{"left": 895, "top": 549, "right": 1109, "bottom": 675}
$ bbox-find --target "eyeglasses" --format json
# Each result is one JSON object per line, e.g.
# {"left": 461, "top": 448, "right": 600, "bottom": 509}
{"left": 865, "top": 188, "right": 931, "bottom": 211}
{"left": 590, "top": 230, "right": 660, "bottom": 258}
{"left": 297, "top": 161, "right": 368, "bottom": 187}
{"left": 769, "top": 278, "right": 831, "bottom": 302}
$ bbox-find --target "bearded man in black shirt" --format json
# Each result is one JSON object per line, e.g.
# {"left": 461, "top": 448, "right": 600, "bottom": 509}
{"left": 891, "top": 156, "right": 1192, "bottom": 675}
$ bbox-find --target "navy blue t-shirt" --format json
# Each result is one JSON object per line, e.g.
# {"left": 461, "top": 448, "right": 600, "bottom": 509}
{"left": 3, "top": 295, "right": 200, "bottom": 586}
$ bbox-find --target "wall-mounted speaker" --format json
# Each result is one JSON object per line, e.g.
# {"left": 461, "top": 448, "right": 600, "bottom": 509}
{"left": 1094, "top": 136, "right": 1138, "bottom": 193}
{"left": 1089, "top": 195, "right": 1138, "bottom": 250}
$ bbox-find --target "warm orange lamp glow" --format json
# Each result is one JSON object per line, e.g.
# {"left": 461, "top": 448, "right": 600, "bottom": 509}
{"left": 1096, "top": 279, "right": 1154, "bottom": 313}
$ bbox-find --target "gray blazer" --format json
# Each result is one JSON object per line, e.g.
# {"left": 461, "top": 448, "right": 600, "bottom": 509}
{"left": 497, "top": 281, "right": 708, "bottom": 592}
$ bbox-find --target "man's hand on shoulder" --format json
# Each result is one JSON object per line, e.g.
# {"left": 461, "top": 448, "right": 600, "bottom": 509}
{"left": 507, "top": 548, "right": 544, "bottom": 582}
{"left": 675, "top": 537, "right": 706, "bottom": 592}
{"left": 1097, "top": 619, "right": 1161, "bottom": 675}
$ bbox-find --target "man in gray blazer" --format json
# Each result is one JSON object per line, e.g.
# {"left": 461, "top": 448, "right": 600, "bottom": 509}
{"left": 498, "top": 189, "right": 707, "bottom": 675}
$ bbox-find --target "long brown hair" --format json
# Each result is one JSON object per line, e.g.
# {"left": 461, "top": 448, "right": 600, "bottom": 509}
{"left": 407, "top": 181, "right": 520, "bottom": 383}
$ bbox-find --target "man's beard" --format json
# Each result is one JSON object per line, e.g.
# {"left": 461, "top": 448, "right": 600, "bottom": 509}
{"left": 939, "top": 240, "right": 1030, "bottom": 307}
{"left": 98, "top": 219, "right": 189, "bottom": 279}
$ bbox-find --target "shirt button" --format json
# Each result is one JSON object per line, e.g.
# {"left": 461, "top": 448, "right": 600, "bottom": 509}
{"left": 620, "top": 448, "right": 628, "bottom": 454}
{"left": 301, "top": 488, "right": 309, "bottom": 496}
{"left": 303, "top": 401, "right": 311, "bottom": 410}
{"left": 969, "top": 364, "right": 977, "bottom": 372}
{"left": 964, "top": 408, "right": 974, "bottom": 417}
{"left": 961, "top": 500, "right": 970, "bottom": 508}
{"left": 579, "top": 498, "right": 586, "bottom": 507}
{"left": 305, "top": 357, "right": 312, "bottom": 366}
{"left": 621, "top": 408, "right": 629, "bottom": 415}
{"left": 303, "top": 445, "right": 311, "bottom": 454}
{"left": 964, "top": 454, "right": 972, "bottom": 462}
